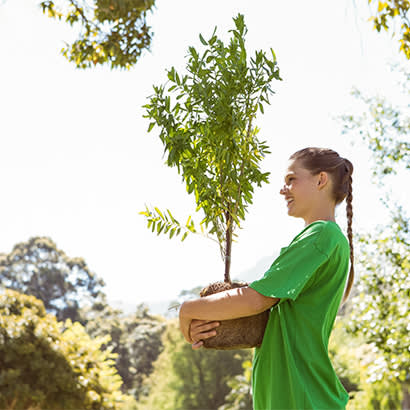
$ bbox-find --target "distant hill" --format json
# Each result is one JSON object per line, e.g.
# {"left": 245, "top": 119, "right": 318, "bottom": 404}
{"left": 109, "top": 298, "right": 174, "bottom": 316}
{"left": 234, "top": 254, "right": 277, "bottom": 283}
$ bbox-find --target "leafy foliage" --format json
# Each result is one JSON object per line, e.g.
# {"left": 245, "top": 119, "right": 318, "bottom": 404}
{"left": 341, "top": 65, "right": 410, "bottom": 407}
{"left": 329, "top": 322, "right": 403, "bottom": 410}
{"left": 83, "top": 300, "right": 166, "bottom": 400}
{"left": 140, "top": 206, "right": 200, "bottom": 243}
{"left": 328, "top": 319, "right": 360, "bottom": 395}
{"left": 40, "top": 0, "right": 154, "bottom": 69}
{"left": 348, "top": 216, "right": 410, "bottom": 384}
{"left": 137, "top": 320, "right": 252, "bottom": 410}
{"left": 349, "top": 378, "right": 402, "bottom": 410}
{"left": 0, "top": 289, "right": 135, "bottom": 409}
{"left": 367, "top": 0, "right": 410, "bottom": 59}
{"left": 142, "top": 14, "right": 281, "bottom": 282}
{"left": 0, "top": 236, "right": 105, "bottom": 322}
{"left": 218, "top": 360, "right": 253, "bottom": 410}
{"left": 341, "top": 72, "right": 410, "bottom": 180}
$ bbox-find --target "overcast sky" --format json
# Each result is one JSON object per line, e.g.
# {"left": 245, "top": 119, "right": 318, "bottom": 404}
{"left": 0, "top": 0, "right": 406, "bottom": 307}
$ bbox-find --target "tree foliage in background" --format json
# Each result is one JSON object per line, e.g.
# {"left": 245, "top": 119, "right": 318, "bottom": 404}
{"left": 83, "top": 300, "right": 165, "bottom": 400}
{"left": 341, "top": 66, "right": 410, "bottom": 408}
{"left": 40, "top": 0, "right": 154, "bottom": 69}
{"left": 0, "top": 289, "right": 136, "bottom": 409}
{"left": 218, "top": 360, "right": 253, "bottom": 410}
{"left": 341, "top": 69, "right": 409, "bottom": 179}
{"left": 367, "top": 0, "right": 410, "bottom": 59}
{"left": 327, "top": 319, "right": 403, "bottom": 409}
{"left": 0, "top": 236, "right": 105, "bottom": 323}
{"left": 142, "top": 14, "right": 281, "bottom": 283}
{"left": 137, "top": 320, "right": 252, "bottom": 410}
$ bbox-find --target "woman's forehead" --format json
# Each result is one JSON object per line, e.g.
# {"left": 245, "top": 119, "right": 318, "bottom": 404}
{"left": 284, "top": 160, "right": 311, "bottom": 179}
{"left": 286, "top": 159, "right": 302, "bottom": 173}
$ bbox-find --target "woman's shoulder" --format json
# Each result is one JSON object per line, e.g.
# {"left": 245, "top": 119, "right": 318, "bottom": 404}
{"left": 300, "top": 220, "right": 342, "bottom": 235}
{"left": 292, "top": 220, "right": 348, "bottom": 253}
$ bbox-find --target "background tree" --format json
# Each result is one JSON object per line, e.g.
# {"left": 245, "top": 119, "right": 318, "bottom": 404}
{"left": 137, "top": 320, "right": 252, "bottom": 410}
{"left": 0, "top": 289, "right": 136, "bottom": 410}
{"left": 141, "top": 14, "right": 281, "bottom": 283}
{"left": 218, "top": 360, "right": 253, "bottom": 410}
{"left": 39, "top": 0, "right": 155, "bottom": 69}
{"left": 340, "top": 66, "right": 410, "bottom": 408}
{"left": 82, "top": 300, "right": 166, "bottom": 400}
{"left": 367, "top": 0, "right": 410, "bottom": 59}
{"left": 341, "top": 70, "right": 409, "bottom": 179}
{"left": 0, "top": 236, "right": 105, "bottom": 322}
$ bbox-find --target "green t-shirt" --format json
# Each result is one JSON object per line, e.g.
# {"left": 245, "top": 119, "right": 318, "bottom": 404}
{"left": 249, "top": 220, "right": 350, "bottom": 410}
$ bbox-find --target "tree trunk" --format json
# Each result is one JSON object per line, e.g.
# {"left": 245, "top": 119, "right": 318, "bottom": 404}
{"left": 403, "top": 383, "right": 410, "bottom": 410}
{"left": 224, "top": 213, "right": 232, "bottom": 284}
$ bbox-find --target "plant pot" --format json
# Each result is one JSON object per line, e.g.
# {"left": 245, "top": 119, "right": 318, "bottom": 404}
{"left": 199, "top": 281, "right": 270, "bottom": 350}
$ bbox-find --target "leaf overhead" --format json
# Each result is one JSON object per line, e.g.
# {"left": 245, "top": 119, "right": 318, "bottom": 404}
{"left": 40, "top": 0, "right": 155, "bottom": 69}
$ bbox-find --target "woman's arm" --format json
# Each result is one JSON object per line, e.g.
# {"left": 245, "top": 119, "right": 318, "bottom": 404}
{"left": 179, "top": 286, "right": 279, "bottom": 343}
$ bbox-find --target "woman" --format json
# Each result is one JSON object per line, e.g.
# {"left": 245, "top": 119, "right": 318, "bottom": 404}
{"left": 179, "top": 147, "right": 354, "bottom": 410}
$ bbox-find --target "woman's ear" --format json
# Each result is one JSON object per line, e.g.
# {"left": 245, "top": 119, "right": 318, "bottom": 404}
{"left": 317, "top": 172, "right": 329, "bottom": 190}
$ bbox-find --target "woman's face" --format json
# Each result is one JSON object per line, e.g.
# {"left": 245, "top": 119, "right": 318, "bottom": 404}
{"left": 279, "top": 159, "right": 321, "bottom": 220}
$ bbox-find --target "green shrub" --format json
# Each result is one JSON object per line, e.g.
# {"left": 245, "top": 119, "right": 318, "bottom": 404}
{"left": 0, "top": 289, "right": 136, "bottom": 409}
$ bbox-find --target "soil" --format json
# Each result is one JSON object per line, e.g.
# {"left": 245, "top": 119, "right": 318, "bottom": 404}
{"left": 200, "top": 281, "right": 270, "bottom": 350}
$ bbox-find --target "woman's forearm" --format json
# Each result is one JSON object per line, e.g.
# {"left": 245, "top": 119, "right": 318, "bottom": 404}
{"left": 179, "top": 286, "right": 278, "bottom": 322}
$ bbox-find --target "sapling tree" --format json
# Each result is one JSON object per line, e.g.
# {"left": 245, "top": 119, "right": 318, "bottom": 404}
{"left": 141, "top": 14, "right": 281, "bottom": 284}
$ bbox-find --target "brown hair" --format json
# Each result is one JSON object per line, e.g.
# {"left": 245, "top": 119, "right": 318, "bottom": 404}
{"left": 289, "top": 147, "right": 354, "bottom": 303}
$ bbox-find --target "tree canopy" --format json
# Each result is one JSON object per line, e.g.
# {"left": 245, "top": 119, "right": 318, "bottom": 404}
{"left": 367, "top": 0, "right": 410, "bottom": 59}
{"left": 0, "top": 236, "right": 105, "bottom": 322}
{"left": 40, "top": 0, "right": 155, "bottom": 69}
{"left": 341, "top": 66, "right": 410, "bottom": 408}
{"left": 0, "top": 289, "right": 135, "bottom": 409}
{"left": 83, "top": 301, "right": 166, "bottom": 400}
{"left": 137, "top": 320, "right": 252, "bottom": 410}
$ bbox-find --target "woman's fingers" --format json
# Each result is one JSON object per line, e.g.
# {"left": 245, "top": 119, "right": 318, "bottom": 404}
{"left": 191, "top": 320, "right": 220, "bottom": 332}
{"left": 189, "top": 319, "right": 220, "bottom": 343}
{"left": 192, "top": 328, "right": 217, "bottom": 342}
{"left": 191, "top": 340, "right": 203, "bottom": 350}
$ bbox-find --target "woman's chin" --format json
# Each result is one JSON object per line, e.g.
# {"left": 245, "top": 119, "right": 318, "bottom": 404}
{"left": 287, "top": 207, "right": 301, "bottom": 219}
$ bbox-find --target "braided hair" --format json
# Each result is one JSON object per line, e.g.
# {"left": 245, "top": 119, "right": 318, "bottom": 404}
{"left": 289, "top": 147, "right": 354, "bottom": 303}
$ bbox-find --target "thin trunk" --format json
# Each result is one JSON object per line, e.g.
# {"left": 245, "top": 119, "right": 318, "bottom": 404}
{"left": 403, "top": 383, "right": 410, "bottom": 410}
{"left": 224, "top": 212, "right": 232, "bottom": 284}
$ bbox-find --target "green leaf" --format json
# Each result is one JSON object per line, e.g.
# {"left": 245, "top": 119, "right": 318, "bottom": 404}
{"left": 154, "top": 207, "right": 164, "bottom": 219}
{"left": 199, "top": 33, "right": 207, "bottom": 46}
{"left": 157, "top": 222, "right": 165, "bottom": 235}
{"left": 167, "top": 209, "right": 175, "bottom": 223}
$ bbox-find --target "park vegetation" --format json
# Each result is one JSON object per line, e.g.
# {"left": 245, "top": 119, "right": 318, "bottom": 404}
{"left": 1, "top": 65, "right": 408, "bottom": 407}
{"left": 1, "top": 1, "right": 409, "bottom": 408}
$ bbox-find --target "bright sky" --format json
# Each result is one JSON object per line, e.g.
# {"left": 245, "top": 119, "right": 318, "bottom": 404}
{"left": 0, "top": 0, "right": 406, "bottom": 307}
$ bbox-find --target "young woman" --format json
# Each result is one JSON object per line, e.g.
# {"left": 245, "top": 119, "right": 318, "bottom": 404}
{"left": 179, "top": 147, "right": 354, "bottom": 410}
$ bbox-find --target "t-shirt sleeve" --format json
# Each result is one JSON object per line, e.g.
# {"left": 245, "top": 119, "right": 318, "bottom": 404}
{"left": 249, "top": 226, "right": 330, "bottom": 301}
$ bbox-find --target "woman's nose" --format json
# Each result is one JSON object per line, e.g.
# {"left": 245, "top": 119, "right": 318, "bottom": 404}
{"left": 280, "top": 185, "right": 287, "bottom": 195}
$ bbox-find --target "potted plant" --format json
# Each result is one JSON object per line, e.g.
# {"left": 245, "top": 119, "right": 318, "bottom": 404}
{"left": 141, "top": 14, "right": 281, "bottom": 349}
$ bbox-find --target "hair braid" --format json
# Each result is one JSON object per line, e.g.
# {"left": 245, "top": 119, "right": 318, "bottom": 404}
{"left": 342, "top": 173, "right": 354, "bottom": 303}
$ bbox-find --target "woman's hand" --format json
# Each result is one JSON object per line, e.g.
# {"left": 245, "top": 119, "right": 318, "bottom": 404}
{"left": 190, "top": 319, "right": 220, "bottom": 350}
